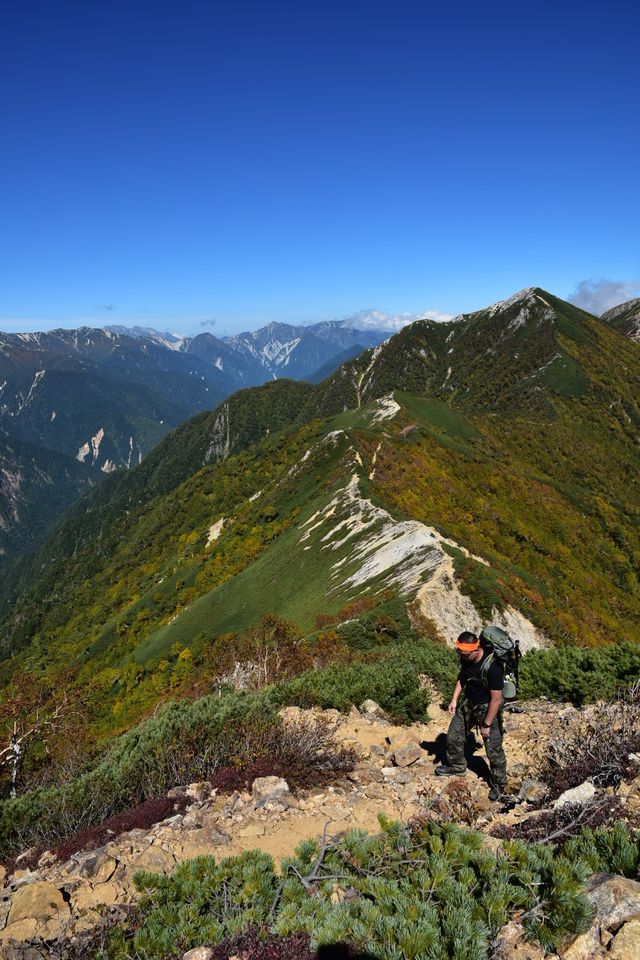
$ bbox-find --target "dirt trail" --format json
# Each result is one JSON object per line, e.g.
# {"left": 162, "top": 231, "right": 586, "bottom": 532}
{"left": 0, "top": 698, "right": 595, "bottom": 949}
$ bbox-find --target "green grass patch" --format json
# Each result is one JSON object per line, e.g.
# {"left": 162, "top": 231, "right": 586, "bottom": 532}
{"left": 542, "top": 352, "right": 588, "bottom": 397}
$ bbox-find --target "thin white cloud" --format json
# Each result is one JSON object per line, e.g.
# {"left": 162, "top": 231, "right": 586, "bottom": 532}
{"left": 417, "top": 308, "right": 456, "bottom": 323}
{"left": 568, "top": 278, "right": 640, "bottom": 316}
{"left": 341, "top": 307, "right": 453, "bottom": 332}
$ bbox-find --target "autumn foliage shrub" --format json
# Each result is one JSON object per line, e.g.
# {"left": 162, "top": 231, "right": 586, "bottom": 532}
{"left": 210, "top": 717, "right": 355, "bottom": 793}
{"left": 541, "top": 680, "right": 640, "bottom": 799}
{"left": 211, "top": 613, "right": 313, "bottom": 689}
{"left": 53, "top": 795, "right": 190, "bottom": 863}
{"left": 209, "top": 927, "right": 315, "bottom": 960}
{"left": 0, "top": 693, "right": 352, "bottom": 859}
{"left": 2, "top": 794, "right": 190, "bottom": 873}
{"left": 492, "top": 798, "right": 628, "bottom": 843}
{"left": 209, "top": 930, "right": 370, "bottom": 959}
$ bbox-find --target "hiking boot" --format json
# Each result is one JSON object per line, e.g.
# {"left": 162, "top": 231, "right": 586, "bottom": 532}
{"left": 435, "top": 765, "right": 466, "bottom": 777}
{"left": 488, "top": 784, "right": 503, "bottom": 802}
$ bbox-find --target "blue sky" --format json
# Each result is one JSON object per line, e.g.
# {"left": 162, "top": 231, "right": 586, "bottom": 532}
{"left": 1, "top": 0, "right": 638, "bottom": 335}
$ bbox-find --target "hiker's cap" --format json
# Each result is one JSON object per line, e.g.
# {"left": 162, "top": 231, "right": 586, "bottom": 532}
{"left": 456, "top": 631, "right": 480, "bottom": 653}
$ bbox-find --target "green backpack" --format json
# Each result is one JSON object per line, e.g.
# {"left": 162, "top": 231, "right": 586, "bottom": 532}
{"left": 479, "top": 625, "right": 521, "bottom": 701}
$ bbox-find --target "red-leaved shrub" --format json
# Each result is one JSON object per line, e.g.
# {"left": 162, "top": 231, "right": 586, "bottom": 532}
{"left": 209, "top": 927, "right": 372, "bottom": 960}
{"left": 52, "top": 794, "right": 189, "bottom": 863}
{"left": 492, "top": 797, "right": 628, "bottom": 843}
{"left": 209, "top": 927, "right": 314, "bottom": 960}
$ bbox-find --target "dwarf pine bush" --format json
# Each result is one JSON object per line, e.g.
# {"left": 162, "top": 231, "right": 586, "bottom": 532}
{"left": 518, "top": 641, "right": 640, "bottom": 705}
{"left": 96, "top": 817, "right": 631, "bottom": 960}
{"left": 268, "top": 659, "right": 430, "bottom": 722}
{"left": 562, "top": 821, "right": 640, "bottom": 877}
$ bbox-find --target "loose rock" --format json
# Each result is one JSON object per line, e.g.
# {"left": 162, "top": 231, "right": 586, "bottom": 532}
{"left": 553, "top": 781, "right": 597, "bottom": 809}
{"left": 182, "top": 948, "right": 215, "bottom": 960}
{"left": 251, "top": 776, "right": 290, "bottom": 804}
{"left": 392, "top": 743, "right": 423, "bottom": 767}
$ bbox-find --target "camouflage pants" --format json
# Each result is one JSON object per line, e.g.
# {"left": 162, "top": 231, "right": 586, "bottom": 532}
{"left": 445, "top": 697, "right": 507, "bottom": 788}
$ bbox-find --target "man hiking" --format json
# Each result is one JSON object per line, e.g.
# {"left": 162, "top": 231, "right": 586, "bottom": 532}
{"left": 435, "top": 630, "right": 507, "bottom": 801}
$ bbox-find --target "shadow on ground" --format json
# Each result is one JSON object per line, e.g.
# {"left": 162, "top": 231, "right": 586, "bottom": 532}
{"left": 421, "top": 731, "right": 491, "bottom": 784}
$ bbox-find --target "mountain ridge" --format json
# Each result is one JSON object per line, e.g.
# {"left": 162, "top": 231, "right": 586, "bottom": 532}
{"left": 601, "top": 297, "right": 640, "bottom": 341}
{"left": 1, "top": 286, "right": 638, "bottom": 738}
{"left": 0, "top": 319, "right": 391, "bottom": 560}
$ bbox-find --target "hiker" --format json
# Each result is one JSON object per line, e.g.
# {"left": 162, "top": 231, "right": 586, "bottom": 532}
{"left": 435, "top": 630, "right": 507, "bottom": 801}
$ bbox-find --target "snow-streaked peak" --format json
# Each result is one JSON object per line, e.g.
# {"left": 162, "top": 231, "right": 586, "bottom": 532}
{"left": 104, "top": 324, "right": 184, "bottom": 345}
{"left": 602, "top": 296, "right": 640, "bottom": 321}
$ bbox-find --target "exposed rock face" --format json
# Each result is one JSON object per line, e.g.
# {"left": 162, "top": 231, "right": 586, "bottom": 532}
{"left": 558, "top": 874, "right": 640, "bottom": 959}
{"left": 7, "top": 881, "right": 68, "bottom": 926}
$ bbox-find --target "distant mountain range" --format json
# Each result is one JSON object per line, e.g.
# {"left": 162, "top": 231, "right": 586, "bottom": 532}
{"left": 0, "top": 319, "right": 389, "bottom": 558}
{"left": 1, "top": 292, "right": 637, "bottom": 564}
{"left": 106, "top": 319, "right": 385, "bottom": 379}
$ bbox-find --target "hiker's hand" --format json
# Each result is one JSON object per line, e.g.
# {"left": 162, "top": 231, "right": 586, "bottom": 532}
{"left": 480, "top": 724, "right": 490, "bottom": 738}
{"left": 448, "top": 700, "right": 457, "bottom": 716}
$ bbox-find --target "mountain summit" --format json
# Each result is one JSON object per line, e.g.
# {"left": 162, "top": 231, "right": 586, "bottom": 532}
{"left": 309, "top": 287, "right": 612, "bottom": 417}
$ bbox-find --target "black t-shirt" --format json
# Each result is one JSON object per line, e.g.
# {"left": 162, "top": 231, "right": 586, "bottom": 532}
{"left": 460, "top": 649, "right": 504, "bottom": 705}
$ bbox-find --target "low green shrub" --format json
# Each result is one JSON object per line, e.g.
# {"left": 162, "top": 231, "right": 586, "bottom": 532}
{"left": 0, "top": 695, "right": 353, "bottom": 860}
{"left": 394, "top": 640, "right": 459, "bottom": 698}
{"left": 99, "top": 817, "right": 636, "bottom": 960}
{"left": 518, "top": 641, "right": 640, "bottom": 705}
{"left": 268, "top": 659, "right": 430, "bottom": 723}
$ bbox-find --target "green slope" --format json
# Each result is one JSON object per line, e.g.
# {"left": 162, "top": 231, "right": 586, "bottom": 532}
{"left": 1, "top": 288, "right": 639, "bottom": 737}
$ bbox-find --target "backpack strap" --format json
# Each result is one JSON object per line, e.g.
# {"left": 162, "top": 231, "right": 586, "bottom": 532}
{"left": 480, "top": 652, "right": 495, "bottom": 690}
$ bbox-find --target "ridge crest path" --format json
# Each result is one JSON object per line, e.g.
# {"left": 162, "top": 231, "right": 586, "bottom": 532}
{"left": 1, "top": 699, "right": 638, "bottom": 954}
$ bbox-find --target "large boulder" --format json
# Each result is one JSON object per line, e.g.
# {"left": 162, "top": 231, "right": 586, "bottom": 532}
{"left": 251, "top": 776, "right": 290, "bottom": 805}
{"left": 559, "top": 874, "right": 640, "bottom": 959}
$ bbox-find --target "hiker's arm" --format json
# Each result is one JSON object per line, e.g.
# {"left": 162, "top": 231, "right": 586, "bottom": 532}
{"left": 483, "top": 689, "right": 503, "bottom": 727}
{"left": 448, "top": 680, "right": 463, "bottom": 715}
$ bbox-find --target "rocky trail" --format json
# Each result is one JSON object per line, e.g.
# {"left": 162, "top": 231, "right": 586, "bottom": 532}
{"left": 1, "top": 697, "right": 640, "bottom": 959}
